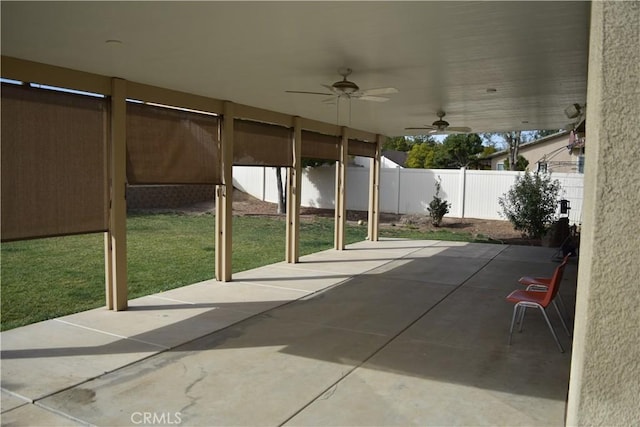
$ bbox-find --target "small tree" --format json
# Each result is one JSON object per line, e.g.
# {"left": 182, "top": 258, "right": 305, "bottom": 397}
{"left": 504, "top": 154, "right": 529, "bottom": 171}
{"left": 499, "top": 171, "right": 560, "bottom": 239}
{"left": 427, "top": 177, "right": 451, "bottom": 227}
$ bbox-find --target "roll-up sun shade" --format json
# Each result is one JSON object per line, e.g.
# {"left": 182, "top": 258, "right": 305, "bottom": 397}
{"left": 348, "top": 139, "right": 377, "bottom": 158}
{"left": 301, "top": 130, "right": 340, "bottom": 161}
{"left": 233, "top": 119, "right": 292, "bottom": 166}
{"left": 126, "top": 102, "right": 221, "bottom": 184}
{"left": 1, "top": 83, "right": 109, "bottom": 241}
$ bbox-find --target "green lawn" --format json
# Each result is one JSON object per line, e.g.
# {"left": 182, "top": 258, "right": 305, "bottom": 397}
{"left": 1, "top": 213, "right": 486, "bottom": 331}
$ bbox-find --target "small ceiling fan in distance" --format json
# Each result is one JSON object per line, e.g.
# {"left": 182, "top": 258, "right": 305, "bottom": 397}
{"left": 405, "top": 111, "right": 472, "bottom": 134}
{"left": 286, "top": 68, "right": 398, "bottom": 102}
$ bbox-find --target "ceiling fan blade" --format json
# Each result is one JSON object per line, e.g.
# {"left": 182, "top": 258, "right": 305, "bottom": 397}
{"left": 360, "top": 87, "right": 398, "bottom": 96}
{"left": 286, "top": 90, "right": 333, "bottom": 96}
{"left": 405, "top": 126, "right": 436, "bottom": 130}
{"left": 426, "top": 128, "right": 473, "bottom": 135}
{"left": 321, "top": 84, "right": 340, "bottom": 94}
{"left": 356, "top": 95, "right": 390, "bottom": 102}
{"left": 446, "top": 126, "right": 472, "bottom": 133}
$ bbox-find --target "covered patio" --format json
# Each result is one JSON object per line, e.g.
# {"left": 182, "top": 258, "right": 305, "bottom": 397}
{"left": 1, "top": 1, "right": 638, "bottom": 425}
{"left": 1, "top": 240, "right": 576, "bottom": 425}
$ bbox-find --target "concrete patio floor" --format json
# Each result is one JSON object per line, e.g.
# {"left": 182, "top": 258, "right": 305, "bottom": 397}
{"left": 1, "top": 239, "right": 577, "bottom": 426}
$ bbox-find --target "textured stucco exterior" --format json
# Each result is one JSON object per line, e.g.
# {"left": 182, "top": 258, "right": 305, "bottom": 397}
{"left": 566, "top": 1, "right": 640, "bottom": 425}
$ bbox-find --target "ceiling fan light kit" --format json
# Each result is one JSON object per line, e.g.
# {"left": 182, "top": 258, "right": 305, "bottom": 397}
{"left": 328, "top": 69, "right": 359, "bottom": 94}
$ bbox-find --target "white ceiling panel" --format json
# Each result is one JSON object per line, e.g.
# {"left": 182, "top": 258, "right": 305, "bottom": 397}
{"left": 1, "top": 1, "right": 590, "bottom": 136}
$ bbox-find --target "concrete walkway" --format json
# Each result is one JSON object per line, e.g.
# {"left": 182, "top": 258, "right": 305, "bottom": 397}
{"left": 1, "top": 239, "right": 576, "bottom": 426}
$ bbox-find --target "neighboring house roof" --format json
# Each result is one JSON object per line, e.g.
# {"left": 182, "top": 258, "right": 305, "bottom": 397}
{"left": 382, "top": 150, "right": 408, "bottom": 167}
{"left": 485, "top": 130, "right": 571, "bottom": 159}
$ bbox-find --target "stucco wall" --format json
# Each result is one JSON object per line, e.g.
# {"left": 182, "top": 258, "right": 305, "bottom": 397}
{"left": 566, "top": 2, "right": 640, "bottom": 425}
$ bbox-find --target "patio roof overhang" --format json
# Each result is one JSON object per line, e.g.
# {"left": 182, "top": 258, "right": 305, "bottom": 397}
{"left": 1, "top": 1, "right": 590, "bottom": 136}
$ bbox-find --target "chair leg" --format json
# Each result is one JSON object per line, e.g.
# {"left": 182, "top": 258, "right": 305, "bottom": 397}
{"left": 539, "top": 306, "right": 564, "bottom": 353}
{"left": 556, "top": 294, "right": 572, "bottom": 325}
{"left": 553, "top": 300, "right": 572, "bottom": 337}
{"left": 508, "top": 304, "right": 519, "bottom": 345}
{"left": 518, "top": 306, "right": 527, "bottom": 332}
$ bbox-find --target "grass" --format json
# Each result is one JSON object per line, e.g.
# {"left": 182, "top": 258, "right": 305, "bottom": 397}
{"left": 1, "top": 213, "right": 487, "bottom": 331}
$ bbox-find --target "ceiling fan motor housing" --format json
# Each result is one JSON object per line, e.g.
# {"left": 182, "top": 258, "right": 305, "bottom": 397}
{"left": 333, "top": 79, "right": 359, "bottom": 94}
{"left": 432, "top": 119, "right": 449, "bottom": 129}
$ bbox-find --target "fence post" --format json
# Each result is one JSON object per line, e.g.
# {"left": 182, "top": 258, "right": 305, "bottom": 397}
{"left": 261, "top": 167, "right": 266, "bottom": 201}
{"left": 396, "top": 166, "right": 401, "bottom": 214}
{"left": 458, "top": 167, "right": 466, "bottom": 218}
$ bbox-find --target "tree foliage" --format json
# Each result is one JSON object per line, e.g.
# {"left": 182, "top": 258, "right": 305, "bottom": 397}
{"left": 405, "top": 133, "right": 485, "bottom": 169}
{"left": 529, "top": 129, "right": 562, "bottom": 140}
{"left": 406, "top": 141, "right": 437, "bottom": 168}
{"left": 383, "top": 136, "right": 411, "bottom": 152}
{"left": 432, "top": 133, "right": 484, "bottom": 169}
{"left": 480, "top": 145, "right": 498, "bottom": 158}
{"left": 498, "top": 171, "right": 561, "bottom": 239}
{"left": 504, "top": 154, "right": 530, "bottom": 171}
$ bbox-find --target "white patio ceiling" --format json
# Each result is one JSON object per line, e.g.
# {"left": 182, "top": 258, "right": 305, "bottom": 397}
{"left": 1, "top": 1, "right": 590, "bottom": 136}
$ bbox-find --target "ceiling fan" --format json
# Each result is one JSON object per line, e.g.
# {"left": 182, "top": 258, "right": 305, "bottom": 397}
{"left": 286, "top": 68, "right": 398, "bottom": 102}
{"left": 405, "top": 111, "right": 472, "bottom": 134}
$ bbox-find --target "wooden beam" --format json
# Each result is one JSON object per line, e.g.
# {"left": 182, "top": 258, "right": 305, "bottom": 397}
{"left": 126, "top": 81, "right": 223, "bottom": 115}
{"left": 286, "top": 117, "right": 302, "bottom": 263}
{"left": 335, "top": 129, "right": 348, "bottom": 250}
{"left": 300, "top": 118, "right": 341, "bottom": 136}
{"left": 104, "top": 233, "right": 113, "bottom": 309}
{"left": 234, "top": 103, "right": 294, "bottom": 128}
{"left": 216, "top": 102, "right": 234, "bottom": 281}
{"left": 368, "top": 135, "right": 383, "bottom": 241}
{"left": 1, "top": 56, "right": 111, "bottom": 95}
{"left": 110, "top": 78, "right": 128, "bottom": 310}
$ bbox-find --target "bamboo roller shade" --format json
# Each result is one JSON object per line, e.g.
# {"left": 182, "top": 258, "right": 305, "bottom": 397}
{"left": 233, "top": 119, "right": 293, "bottom": 167}
{"left": 1, "top": 83, "right": 109, "bottom": 242}
{"left": 126, "top": 102, "right": 221, "bottom": 184}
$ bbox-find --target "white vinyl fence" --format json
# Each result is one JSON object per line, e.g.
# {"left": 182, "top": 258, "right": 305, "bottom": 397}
{"left": 233, "top": 165, "right": 584, "bottom": 224}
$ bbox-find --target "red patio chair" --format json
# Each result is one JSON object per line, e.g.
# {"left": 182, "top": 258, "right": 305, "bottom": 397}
{"left": 506, "top": 260, "right": 570, "bottom": 352}
{"left": 518, "top": 255, "right": 572, "bottom": 327}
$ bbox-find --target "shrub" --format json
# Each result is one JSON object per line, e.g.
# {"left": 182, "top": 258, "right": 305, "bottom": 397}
{"left": 499, "top": 171, "right": 560, "bottom": 239}
{"left": 427, "top": 177, "right": 451, "bottom": 227}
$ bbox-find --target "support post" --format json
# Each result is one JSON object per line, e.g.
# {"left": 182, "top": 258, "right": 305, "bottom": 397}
{"left": 367, "top": 135, "right": 382, "bottom": 241}
{"left": 216, "top": 102, "right": 234, "bottom": 282}
{"left": 104, "top": 233, "right": 113, "bottom": 309}
{"left": 286, "top": 117, "right": 302, "bottom": 263}
{"left": 335, "top": 129, "right": 348, "bottom": 250}
{"left": 109, "top": 78, "right": 127, "bottom": 311}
